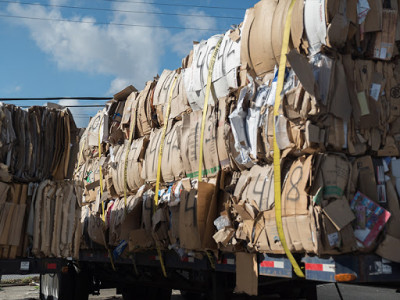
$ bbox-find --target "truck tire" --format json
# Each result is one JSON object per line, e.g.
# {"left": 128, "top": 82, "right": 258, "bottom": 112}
{"left": 40, "top": 267, "right": 90, "bottom": 300}
{"left": 40, "top": 273, "right": 74, "bottom": 300}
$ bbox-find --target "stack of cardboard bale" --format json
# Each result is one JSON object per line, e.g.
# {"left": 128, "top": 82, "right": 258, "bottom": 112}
{"left": 0, "top": 103, "right": 81, "bottom": 259}
{"left": 76, "top": 0, "right": 400, "bottom": 267}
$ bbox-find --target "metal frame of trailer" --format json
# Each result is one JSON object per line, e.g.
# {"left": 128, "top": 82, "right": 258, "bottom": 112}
{"left": 1, "top": 251, "right": 400, "bottom": 299}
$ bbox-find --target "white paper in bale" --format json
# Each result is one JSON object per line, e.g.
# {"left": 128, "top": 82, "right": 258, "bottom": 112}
{"left": 304, "top": 0, "right": 327, "bottom": 55}
{"left": 229, "top": 86, "right": 253, "bottom": 166}
{"left": 212, "top": 29, "right": 241, "bottom": 97}
{"left": 229, "top": 83, "right": 270, "bottom": 166}
{"left": 248, "top": 85, "right": 271, "bottom": 158}
{"left": 183, "top": 30, "right": 240, "bottom": 111}
{"left": 86, "top": 110, "right": 107, "bottom": 147}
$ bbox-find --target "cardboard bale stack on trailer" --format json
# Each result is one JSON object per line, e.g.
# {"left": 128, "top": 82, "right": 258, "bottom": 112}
{"left": 75, "top": 0, "right": 400, "bottom": 295}
{"left": 0, "top": 103, "right": 81, "bottom": 259}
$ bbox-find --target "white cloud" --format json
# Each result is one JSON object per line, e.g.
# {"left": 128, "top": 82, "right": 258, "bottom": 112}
{"left": 168, "top": 9, "right": 218, "bottom": 57}
{"left": 6, "top": 1, "right": 167, "bottom": 95}
{"left": 3, "top": 1, "right": 220, "bottom": 99}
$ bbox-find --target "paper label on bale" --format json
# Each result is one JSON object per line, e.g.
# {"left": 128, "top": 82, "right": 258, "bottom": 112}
{"left": 234, "top": 253, "right": 258, "bottom": 296}
{"left": 180, "top": 108, "right": 220, "bottom": 178}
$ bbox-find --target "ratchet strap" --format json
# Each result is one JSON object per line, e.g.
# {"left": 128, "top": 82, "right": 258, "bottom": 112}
{"left": 273, "top": 0, "right": 304, "bottom": 278}
{"left": 198, "top": 37, "right": 223, "bottom": 182}
{"left": 153, "top": 74, "right": 178, "bottom": 278}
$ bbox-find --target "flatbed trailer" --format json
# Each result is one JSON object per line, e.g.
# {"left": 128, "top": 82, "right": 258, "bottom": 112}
{"left": 1, "top": 250, "right": 400, "bottom": 299}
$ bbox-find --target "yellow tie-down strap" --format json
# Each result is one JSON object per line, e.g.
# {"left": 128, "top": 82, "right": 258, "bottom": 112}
{"left": 153, "top": 74, "right": 178, "bottom": 278}
{"left": 273, "top": 0, "right": 304, "bottom": 278}
{"left": 198, "top": 37, "right": 223, "bottom": 182}
{"left": 123, "top": 109, "right": 137, "bottom": 213}
{"left": 154, "top": 75, "right": 178, "bottom": 207}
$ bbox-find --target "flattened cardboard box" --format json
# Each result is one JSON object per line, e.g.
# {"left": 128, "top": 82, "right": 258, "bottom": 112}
{"left": 179, "top": 181, "right": 218, "bottom": 250}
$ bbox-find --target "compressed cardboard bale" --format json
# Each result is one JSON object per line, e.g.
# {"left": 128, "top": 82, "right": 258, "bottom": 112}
{"left": 142, "top": 129, "right": 162, "bottom": 183}
{"left": 60, "top": 182, "right": 77, "bottom": 258}
{"left": 83, "top": 157, "right": 102, "bottom": 203}
{"left": 86, "top": 110, "right": 107, "bottom": 147}
{"left": 126, "top": 137, "right": 149, "bottom": 192}
{"left": 129, "top": 189, "right": 155, "bottom": 251}
{"left": 109, "top": 194, "right": 142, "bottom": 246}
{"left": 153, "top": 70, "right": 190, "bottom": 126}
{"left": 304, "top": 0, "right": 352, "bottom": 54}
{"left": 233, "top": 164, "right": 274, "bottom": 211}
{"left": 217, "top": 96, "right": 242, "bottom": 171}
{"left": 109, "top": 136, "right": 149, "bottom": 197}
{"left": 152, "top": 203, "right": 170, "bottom": 249}
{"left": 120, "top": 91, "right": 140, "bottom": 138}
{"left": 161, "top": 121, "right": 185, "bottom": 183}
{"left": 180, "top": 108, "right": 220, "bottom": 178}
{"left": 241, "top": 1, "right": 277, "bottom": 77}
{"left": 368, "top": 9, "right": 397, "bottom": 61}
{"left": 106, "top": 100, "right": 126, "bottom": 146}
{"left": 87, "top": 207, "right": 107, "bottom": 247}
{"left": 137, "top": 80, "right": 157, "bottom": 136}
{"left": 271, "top": 0, "right": 293, "bottom": 64}
{"left": 183, "top": 29, "right": 240, "bottom": 111}
{"left": 229, "top": 84, "right": 272, "bottom": 166}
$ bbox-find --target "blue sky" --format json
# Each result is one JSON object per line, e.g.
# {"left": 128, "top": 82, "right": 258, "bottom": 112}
{"left": 0, "top": 0, "right": 258, "bottom": 126}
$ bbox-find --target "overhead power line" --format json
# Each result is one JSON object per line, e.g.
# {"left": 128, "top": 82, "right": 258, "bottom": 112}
{"left": 0, "top": 13, "right": 223, "bottom": 31}
{"left": 1, "top": 97, "right": 112, "bottom": 101}
{"left": 100, "top": 0, "right": 246, "bottom": 11}
{"left": 0, "top": 0, "right": 242, "bottom": 20}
